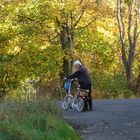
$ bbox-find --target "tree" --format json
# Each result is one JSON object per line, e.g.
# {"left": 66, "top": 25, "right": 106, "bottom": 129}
{"left": 56, "top": 0, "right": 97, "bottom": 78}
{"left": 0, "top": 0, "right": 24, "bottom": 97}
{"left": 117, "top": 0, "right": 140, "bottom": 85}
{"left": 14, "top": 0, "right": 97, "bottom": 78}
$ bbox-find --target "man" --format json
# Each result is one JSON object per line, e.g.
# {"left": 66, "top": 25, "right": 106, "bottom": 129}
{"left": 67, "top": 60, "right": 92, "bottom": 111}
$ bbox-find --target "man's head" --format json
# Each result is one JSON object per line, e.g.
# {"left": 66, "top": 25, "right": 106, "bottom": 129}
{"left": 74, "top": 60, "right": 82, "bottom": 69}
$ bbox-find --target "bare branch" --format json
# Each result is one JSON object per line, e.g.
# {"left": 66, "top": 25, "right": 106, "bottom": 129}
{"left": 78, "top": 0, "right": 90, "bottom": 6}
{"left": 73, "top": 0, "right": 91, "bottom": 28}
{"left": 117, "top": 0, "right": 128, "bottom": 68}
{"left": 128, "top": 0, "right": 134, "bottom": 48}
{"left": 79, "top": 0, "right": 83, "bottom": 5}
{"left": 117, "top": 0, "right": 125, "bottom": 47}
{"left": 73, "top": 8, "right": 85, "bottom": 28}
{"left": 75, "top": 17, "right": 96, "bottom": 30}
{"left": 133, "top": 3, "right": 140, "bottom": 44}
{"left": 50, "top": 33, "right": 59, "bottom": 41}
{"left": 43, "top": 31, "right": 59, "bottom": 44}
{"left": 56, "top": 17, "right": 60, "bottom": 27}
{"left": 136, "top": 31, "right": 140, "bottom": 38}
{"left": 70, "top": 10, "right": 74, "bottom": 30}
{"left": 117, "top": 0, "right": 126, "bottom": 46}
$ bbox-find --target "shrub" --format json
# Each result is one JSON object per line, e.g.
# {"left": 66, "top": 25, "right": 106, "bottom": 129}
{"left": 93, "top": 74, "right": 134, "bottom": 99}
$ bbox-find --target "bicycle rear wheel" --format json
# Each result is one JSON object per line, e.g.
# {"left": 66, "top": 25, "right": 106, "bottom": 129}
{"left": 76, "top": 97, "right": 84, "bottom": 112}
{"left": 62, "top": 96, "right": 71, "bottom": 110}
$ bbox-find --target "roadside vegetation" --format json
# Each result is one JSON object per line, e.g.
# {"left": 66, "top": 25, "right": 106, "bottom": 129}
{"left": 0, "top": 98, "right": 81, "bottom": 140}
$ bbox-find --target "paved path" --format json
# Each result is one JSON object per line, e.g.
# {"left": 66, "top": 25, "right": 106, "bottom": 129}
{"left": 61, "top": 98, "right": 140, "bottom": 140}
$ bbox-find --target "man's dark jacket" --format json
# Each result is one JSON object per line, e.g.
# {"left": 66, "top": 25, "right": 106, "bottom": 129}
{"left": 67, "top": 66, "right": 91, "bottom": 88}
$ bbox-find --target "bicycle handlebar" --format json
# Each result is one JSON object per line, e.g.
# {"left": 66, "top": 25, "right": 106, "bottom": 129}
{"left": 64, "top": 78, "right": 78, "bottom": 82}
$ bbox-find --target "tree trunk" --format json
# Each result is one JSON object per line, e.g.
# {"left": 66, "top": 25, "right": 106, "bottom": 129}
{"left": 117, "top": 0, "right": 140, "bottom": 86}
{"left": 56, "top": 1, "right": 95, "bottom": 79}
{"left": 60, "top": 25, "right": 74, "bottom": 78}
{"left": 135, "top": 71, "right": 140, "bottom": 94}
{"left": 126, "top": 63, "right": 133, "bottom": 85}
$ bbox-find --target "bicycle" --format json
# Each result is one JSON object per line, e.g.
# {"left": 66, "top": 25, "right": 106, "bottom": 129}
{"left": 62, "top": 79, "right": 89, "bottom": 112}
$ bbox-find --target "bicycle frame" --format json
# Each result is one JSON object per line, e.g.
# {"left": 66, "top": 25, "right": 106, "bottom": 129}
{"left": 64, "top": 79, "right": 81, "bottom": 96}
{"left": 62, "top": 79, "right": 85, "bottom": 111}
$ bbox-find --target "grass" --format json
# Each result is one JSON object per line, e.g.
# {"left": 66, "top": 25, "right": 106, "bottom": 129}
{"left": 0, "top": 99, "right": 81, "bottom": 140}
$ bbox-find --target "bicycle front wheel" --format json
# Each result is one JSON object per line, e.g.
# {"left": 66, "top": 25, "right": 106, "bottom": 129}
{"left": 76, "top": 97, "right": 84, "bottom": 112}
{"left": 62, "top": 96, "right": 71, "bottom": 110}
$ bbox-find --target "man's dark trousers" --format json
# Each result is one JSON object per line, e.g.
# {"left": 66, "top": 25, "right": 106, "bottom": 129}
{"left": 80, "top": 84, "right": 92, "bottom": 110}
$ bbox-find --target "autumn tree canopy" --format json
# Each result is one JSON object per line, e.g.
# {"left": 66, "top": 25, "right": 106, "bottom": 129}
{"left": 0, "top": 0, "right": 140, "bottom": 98}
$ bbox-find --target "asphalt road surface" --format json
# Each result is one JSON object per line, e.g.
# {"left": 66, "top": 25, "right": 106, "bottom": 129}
{"left": 61, "top": 98, "right": 140, "bottom": 140}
